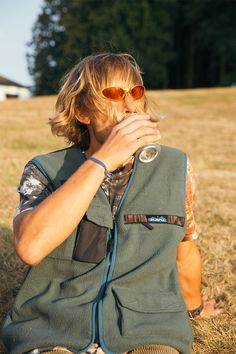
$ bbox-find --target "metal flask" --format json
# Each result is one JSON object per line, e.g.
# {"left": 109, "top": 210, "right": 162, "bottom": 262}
{"left": 119, "top": 112, "right": 161, "bottom": 163}
{"left": 136, "top": 143, "right": 161, "bottom": 163}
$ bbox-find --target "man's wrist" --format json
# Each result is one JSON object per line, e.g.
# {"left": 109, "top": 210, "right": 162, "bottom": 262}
{"left": 87, "top": 156, "right": 113, "bottom": 178}
{"left": 188, "top": 302, "right": 204, "bottom": 318}
{"left": 93, "top": 152, "right": 114, "bottom": 173}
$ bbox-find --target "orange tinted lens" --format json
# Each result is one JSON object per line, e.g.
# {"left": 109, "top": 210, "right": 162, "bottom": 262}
{"left": 102, "top": 87, "right": 125, "bottom": 100}
{"left": 131, "top": 85, "right": 145, "bottom": 100}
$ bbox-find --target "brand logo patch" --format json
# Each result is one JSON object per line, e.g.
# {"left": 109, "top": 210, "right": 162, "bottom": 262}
{"left": 124, "top": 214, "right": 185, "bottom": 228}
{"left": 148, "top": 215, "right": 167, "bottom": 223}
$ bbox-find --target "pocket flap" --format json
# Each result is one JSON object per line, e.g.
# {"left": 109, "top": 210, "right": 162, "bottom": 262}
{"left": 86, "top": 191, "right": 113, "bottom": 229}
{"left": 112, "top": 287, "right": 184, "bottom": 313}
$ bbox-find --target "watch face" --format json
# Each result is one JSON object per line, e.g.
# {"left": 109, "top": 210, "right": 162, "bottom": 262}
{"left": 188, "top": 303, "right": 204, "bottom": 318}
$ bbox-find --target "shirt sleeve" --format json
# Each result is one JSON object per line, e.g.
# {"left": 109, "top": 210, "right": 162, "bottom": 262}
{"left": 14, "top": 161, "right": 54, "bottom": 218}
{"left": 182, "top": 156, "right": 199, "bottom": 241}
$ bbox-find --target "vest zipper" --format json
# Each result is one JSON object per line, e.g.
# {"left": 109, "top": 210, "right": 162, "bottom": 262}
{"left": 94, "top": 229, "right": 113, "bottom": 346}
{"left": 95, "top": 158, "right": 138, "bottom": 353}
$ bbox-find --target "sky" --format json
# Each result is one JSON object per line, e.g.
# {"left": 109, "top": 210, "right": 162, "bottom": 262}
{"left": 0, "top": 0, "right": 44, "bottom": 87}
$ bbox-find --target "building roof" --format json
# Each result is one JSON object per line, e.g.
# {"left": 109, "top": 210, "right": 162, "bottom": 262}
{"left": 0, "top": 75, "right": 29, "bottom": 88}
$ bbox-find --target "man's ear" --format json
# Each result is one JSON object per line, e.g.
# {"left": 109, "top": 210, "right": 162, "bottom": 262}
{"left": 75, "top": 113, "right": 90, "bottom": 125}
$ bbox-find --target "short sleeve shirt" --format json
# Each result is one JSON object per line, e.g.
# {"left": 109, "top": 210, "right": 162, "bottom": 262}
{"left": 15, "top": 156, "right": 198, "bottom": 241}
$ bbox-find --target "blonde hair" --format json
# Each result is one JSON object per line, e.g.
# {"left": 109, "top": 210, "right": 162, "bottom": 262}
{"left": 50, "top": 53, "right": 147, "bottom": 149}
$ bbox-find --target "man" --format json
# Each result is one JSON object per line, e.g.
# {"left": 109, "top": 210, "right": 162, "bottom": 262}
{"left": 2, "top": 53, "right": 222, "bottom": 354}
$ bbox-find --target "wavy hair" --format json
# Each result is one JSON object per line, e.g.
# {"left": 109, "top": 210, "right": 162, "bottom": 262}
{"left": 50, "top": 53, "right": 147, "bottom": 149}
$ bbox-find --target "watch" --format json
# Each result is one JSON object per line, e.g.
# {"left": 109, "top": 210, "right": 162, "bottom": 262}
{"left": 188, "top": 302, "right": 204, "bottom": 318}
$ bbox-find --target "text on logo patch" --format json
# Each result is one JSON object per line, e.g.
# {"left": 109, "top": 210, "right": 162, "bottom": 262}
{"left": 148, "top": 215, "right": 167, "bottom": 223}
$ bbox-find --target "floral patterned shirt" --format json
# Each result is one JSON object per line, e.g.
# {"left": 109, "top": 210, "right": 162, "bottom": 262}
{"left": 15, "top": 155, "right": 198, "bottom": 241}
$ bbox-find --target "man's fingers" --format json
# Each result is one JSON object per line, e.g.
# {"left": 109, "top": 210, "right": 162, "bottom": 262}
{"left": 197, "top": 295, "right": 225, "bottom": 319}
{"left": 134, "top": 135, "right": 161, "bottom": 152}
{"left": 115, "top": 113, "right": 150, "bottom": 130}
{"left": 127, "top": 126, "right": 161, "bottom": 142}
{"left": 113, "top": 117, "right": 159, "bottom": 139}
{"left": 203, "top": 298, "right": 216, "bottom": 306}
{"left": 200, "top": 302, "right": 225, "bottom": 318}
{"left": 205, "top": 307, "right": 225, "bottom": 318}
{"left": 199, "top": 307, "right": 224, "bottom": 319}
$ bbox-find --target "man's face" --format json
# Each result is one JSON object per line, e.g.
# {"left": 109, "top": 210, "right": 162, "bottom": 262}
{"left": 87, "top": 74, "right": 145, "bottom": 150}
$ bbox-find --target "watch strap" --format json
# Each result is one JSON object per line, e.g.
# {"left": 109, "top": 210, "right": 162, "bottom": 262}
{"left": 188, "top": 302, "right": 204, "bottom": 318}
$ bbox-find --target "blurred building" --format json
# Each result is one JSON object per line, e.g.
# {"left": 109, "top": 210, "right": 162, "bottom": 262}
{"left": 0, "top": 75, "right": 31, "bottom": 101}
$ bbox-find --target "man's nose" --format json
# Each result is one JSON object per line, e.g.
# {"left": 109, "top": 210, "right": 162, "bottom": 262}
{"left": 123, "top": 93, "right": 136, "bottom": 114}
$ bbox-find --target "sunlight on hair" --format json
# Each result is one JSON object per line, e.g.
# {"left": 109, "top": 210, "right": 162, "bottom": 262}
{"left": 49, "top": 53, "right": 165, "bottom": 148}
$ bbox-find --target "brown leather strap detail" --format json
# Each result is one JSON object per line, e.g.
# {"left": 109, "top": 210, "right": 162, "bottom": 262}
{"left": 124, "top": 214, "right": 148, "bottom": 223}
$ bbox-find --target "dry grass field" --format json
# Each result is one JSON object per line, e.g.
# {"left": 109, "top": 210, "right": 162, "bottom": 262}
{"left": 0, "top": 88, "right": 235, "bottom": 353}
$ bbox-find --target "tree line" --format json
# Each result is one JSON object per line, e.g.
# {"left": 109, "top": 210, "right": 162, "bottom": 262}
{"left": 27, "top": 0, "right": 236, "bottom": 95}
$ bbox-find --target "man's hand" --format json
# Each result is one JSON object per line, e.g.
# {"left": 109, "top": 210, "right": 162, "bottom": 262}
{"left": 95, "top": 113, "right": 161, "bottom": 172}
{"left": 197, "top": 294, "right": 225, "bottom": 319}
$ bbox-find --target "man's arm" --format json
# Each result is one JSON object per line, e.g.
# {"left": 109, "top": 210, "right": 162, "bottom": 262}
{"left": 177, "top": 240, "right": 224, "bottom": 318}
{"left": 14, "top": 114, "right": 160, "bottom": 266}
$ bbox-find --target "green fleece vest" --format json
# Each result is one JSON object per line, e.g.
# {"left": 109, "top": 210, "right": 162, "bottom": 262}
{"left": 2, "top": 145, "right": 193, "bottom": 354}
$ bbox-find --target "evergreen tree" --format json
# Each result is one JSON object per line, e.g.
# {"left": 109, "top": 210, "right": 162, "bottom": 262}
{"left": 170, "top": 0, "right": 236, "bottom": 88}
{"left": 194, "top": 0, "right": 236, "bottom": 87}
{"left": 28, "top": 0, "right": 176, "bottom": 93}
{"left": 60, "top": 0, "right": 176, "bottom": 88}
{"left": 27, "top": 0, "right": 67, "bottom": 95}
{"left": 27, "top": 0, "right": 236, "bottom": 94}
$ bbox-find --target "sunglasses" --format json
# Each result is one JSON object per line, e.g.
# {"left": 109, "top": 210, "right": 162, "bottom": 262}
{"left": 101, "top": 85, "right": 145, "bottom": 101}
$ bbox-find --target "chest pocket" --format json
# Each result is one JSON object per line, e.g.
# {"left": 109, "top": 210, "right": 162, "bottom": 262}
{"left": 124, "top": 214, "right": 185, "bottom": 230}
{"left": 73, "top": 216, "right": 109, "bottom": 264}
